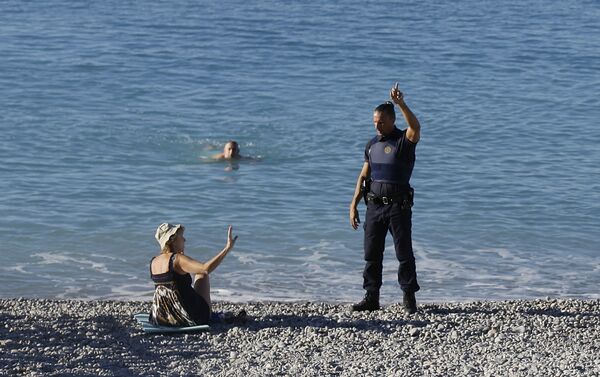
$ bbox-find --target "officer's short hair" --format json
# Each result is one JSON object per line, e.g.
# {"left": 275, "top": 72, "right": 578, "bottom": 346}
{"left": 374, "top": 101, "right": 396, "bottom": 121}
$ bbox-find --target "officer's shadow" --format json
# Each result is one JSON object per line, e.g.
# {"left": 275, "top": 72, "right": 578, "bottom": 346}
{"left": 238, "top": 313, "right": 430, "bottom": 334}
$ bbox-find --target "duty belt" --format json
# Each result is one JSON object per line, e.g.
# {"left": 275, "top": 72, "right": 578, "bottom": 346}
{"left": 366, "top": 191, "right": 413, "bottom": 207}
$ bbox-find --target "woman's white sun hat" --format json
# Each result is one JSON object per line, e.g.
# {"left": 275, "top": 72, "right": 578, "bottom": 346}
{"left": 155, "top": 223, "right": 184, "bottom": 251}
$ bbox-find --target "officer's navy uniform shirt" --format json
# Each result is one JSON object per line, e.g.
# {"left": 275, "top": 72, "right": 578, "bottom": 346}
{"left": 364, "top": 127, "right": 416, "bottom": 197}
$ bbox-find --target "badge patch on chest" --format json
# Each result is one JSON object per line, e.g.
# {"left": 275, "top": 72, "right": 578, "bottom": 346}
{"left": 384, "top": 146, "right": 392, "bottom": 154}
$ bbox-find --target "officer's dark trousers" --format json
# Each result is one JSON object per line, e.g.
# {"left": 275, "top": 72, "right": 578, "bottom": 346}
{"left": 363, "top": 201, "right": 420, "bottom": 293}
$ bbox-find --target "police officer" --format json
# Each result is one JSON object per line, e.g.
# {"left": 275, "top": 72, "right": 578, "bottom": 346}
{"left": 349, "top": 83, "right": 421, "bottom": 314}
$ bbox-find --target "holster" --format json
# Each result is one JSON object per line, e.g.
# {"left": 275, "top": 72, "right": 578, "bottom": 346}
{"left": 361, "top": 178, "right": 371, "bottom": 206}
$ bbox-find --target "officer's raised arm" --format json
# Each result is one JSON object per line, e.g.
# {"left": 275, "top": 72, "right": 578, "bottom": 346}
{"left": 350, "top": 161, "right": 370, "bottom": 230}
{"left": 390, "top": 82, "right": 421, "bottom": 144}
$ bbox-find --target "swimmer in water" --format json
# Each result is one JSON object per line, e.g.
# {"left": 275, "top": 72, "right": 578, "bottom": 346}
{"left": 212, "top": 140, "right": 241, "bottom": 160}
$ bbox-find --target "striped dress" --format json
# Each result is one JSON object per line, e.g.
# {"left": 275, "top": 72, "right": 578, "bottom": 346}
{"left": 149, "top": 253, "right": 210, "bottom": 326}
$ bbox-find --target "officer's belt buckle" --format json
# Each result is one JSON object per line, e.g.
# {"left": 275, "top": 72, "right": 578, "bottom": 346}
{"left": 381, "top": 196, "right": 390, "bottom": 205}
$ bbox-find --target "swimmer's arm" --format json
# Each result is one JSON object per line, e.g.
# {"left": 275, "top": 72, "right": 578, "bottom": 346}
{"left": 350, "top": 162, "right": 370, "bottom": 229}
{"left": 236, "top": 155, "right": 260, "bottom": 162}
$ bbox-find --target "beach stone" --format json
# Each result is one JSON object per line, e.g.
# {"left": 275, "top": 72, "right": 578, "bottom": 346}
{"left": 514, "top": 325, "right": 526, "bottom": 334}
{"left": 2, "top": 298, "right": 600, "bottom": 376}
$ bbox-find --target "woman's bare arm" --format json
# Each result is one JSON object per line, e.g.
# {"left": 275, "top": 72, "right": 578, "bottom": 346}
{"left": 175, "top": 226, "right": 238, "bottom": 275}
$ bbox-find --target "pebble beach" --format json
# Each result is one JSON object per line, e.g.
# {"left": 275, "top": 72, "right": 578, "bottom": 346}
{"left": 1, "top": 298, "right": 598, "bottom": 376}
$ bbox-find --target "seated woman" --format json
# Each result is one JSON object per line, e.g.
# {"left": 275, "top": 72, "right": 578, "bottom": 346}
{"left": 149, "top": 223, "right": 238, "bottom": 326}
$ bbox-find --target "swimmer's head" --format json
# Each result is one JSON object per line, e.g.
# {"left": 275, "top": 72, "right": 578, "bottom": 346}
{"left": 223, "top": 140, "right": 240, "bottom": 159}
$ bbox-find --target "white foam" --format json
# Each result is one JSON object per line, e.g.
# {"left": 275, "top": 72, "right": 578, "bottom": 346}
{"left": 33, "top": 251, "right": 123, "bottom": 276}
{"left": 109, "top": 283, "right": 154, "bottom": 301}
{"left": 3, "top": 239, "right": 599, "bottom": 302}
{"left": 0, "top": 265, "right": 31, "bottom": 274}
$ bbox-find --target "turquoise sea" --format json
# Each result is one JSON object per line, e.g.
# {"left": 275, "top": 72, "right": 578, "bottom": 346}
{"left": 1, "top": 1, "right": 599, "bottom": 303}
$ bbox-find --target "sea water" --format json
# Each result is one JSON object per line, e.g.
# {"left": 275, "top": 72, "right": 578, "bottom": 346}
{"left": 1, "top": 1, "right": 599, "bottom": 303}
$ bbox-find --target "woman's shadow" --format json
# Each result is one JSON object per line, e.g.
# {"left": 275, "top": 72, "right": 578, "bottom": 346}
{"left": 213, "top": 312, "right": 430, "bottom": 335}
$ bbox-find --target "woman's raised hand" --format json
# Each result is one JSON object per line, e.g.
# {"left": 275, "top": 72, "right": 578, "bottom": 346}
{"left": 225, "top": 225, "right": 238, "bottom": 251}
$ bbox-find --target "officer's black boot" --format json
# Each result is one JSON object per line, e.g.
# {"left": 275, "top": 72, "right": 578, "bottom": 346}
{"left": 403, "top": 291, "right": 417, "bottom": 314}
{"left": 352, "top": 291, "right": 380, "bottom": 312}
